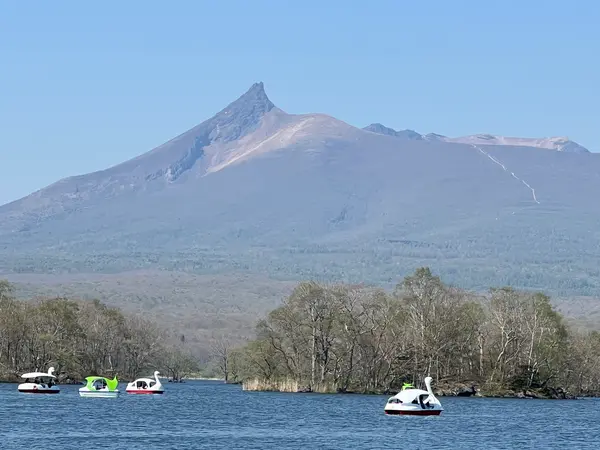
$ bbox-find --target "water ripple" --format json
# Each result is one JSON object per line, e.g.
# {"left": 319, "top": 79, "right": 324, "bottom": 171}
{"left": 0, "top": 381, "right": 599, "bottom": 449}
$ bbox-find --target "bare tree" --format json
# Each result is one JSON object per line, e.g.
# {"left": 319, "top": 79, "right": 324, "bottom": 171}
{"left": 210, "top": 334, "right": 232, "bottom": 382}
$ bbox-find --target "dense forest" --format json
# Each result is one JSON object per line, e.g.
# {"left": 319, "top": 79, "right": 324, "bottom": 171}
{"left": 0, "top": 280, "right": 198, "bottom": 382}
{"left": 225, "top": 268, "right": 600, "bottom": 397}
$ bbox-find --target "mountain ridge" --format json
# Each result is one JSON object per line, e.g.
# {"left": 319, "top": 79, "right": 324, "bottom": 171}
{"left": 363, "top": 123, "right": 590, "bottom": 153}
{"left": 1, "top": 82, "right": 600, "bottom": 311}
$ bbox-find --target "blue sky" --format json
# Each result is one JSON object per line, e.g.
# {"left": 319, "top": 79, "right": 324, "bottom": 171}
{"left": 1, "top": 0, "right": 599, "bottom": 205}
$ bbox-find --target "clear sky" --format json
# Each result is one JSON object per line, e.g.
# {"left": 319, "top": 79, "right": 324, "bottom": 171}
{"left": 1, "top": 0, "right": 599, "bottom": 206}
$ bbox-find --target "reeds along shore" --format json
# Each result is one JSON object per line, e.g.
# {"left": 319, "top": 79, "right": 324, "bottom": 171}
{"left": 227, "top": 268, "right": 600, "bottom": 398}
{"left": 242, "top": 378, "right": 338, "bottom": 394}
{"left": 241, "top": 377, "right": 578, "bottom": 399}
{"left": 243, "top": 378, "right": 300, "bottom": 393}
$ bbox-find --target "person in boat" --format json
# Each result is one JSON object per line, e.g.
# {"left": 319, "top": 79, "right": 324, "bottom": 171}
{"left": 401, "top": 382, "right": 414, "bottom": 391}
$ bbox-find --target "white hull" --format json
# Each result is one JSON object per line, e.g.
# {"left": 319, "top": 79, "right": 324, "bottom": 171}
{"left": 18, "top": 382, "right": 60, "bottom": 394}
{"left": 79, "top": 389, "right": 119, "bottom": 398}
{"left": 384, "top": 403, "right": 443, "bottom": 416}
{"left": 125, "top": 388, "right": 164, "bottom": 394}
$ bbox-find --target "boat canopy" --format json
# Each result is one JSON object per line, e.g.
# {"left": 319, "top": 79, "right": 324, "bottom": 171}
{"left": 132, "top": 377, "right": 154, "bottom": 383}
{"left": 85, "top": 376, "right": 119, "bottom": 391}
{"left": 394, "top": 388, "right": 430, "bottom": 403}
{"left": 21, "top": 372, "right": 56, "bottom": 379}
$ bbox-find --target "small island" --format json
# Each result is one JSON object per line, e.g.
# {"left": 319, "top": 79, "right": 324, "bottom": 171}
{"left": 1, "top": 268, "right": 599, "bottom": 400}
{"left": 220, "top": 268, "right": 600, "bottom": 400}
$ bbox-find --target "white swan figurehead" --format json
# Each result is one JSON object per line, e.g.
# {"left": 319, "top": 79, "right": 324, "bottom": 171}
{"left": 48, "top": 367, "right": 55, "bottom": 377}
{"left": 153, "top": 371, "right": 163, "bottom": 388}
{"left": 424, "top": 376, "right": 433, "bottom": 394}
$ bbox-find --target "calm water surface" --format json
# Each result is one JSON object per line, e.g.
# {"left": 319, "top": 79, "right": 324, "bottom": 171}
{"left": 1, "top": 380, "right": 599, "bottom": 449}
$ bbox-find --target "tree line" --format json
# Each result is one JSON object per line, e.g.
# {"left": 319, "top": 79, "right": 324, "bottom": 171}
{"left": 0, "top": 280, "right": 198, "bottom": 382}
{"left": 222, "top": 268, "right": 600, "bottom": 396}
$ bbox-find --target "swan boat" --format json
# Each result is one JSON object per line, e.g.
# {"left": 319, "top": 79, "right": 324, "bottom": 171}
{"left": 384, "top": 376, "right": 443, "bottom": 416}
{"left": 126, "top": 370, "right": 165, "bottom": 394}
{"left": 78, "top": 375, "right": 120, "bottom": 398}
{"left": 18, "top": 367, "right": 60, "bottom": 394}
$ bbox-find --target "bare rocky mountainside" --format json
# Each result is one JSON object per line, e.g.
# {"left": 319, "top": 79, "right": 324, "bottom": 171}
{"left": 2, "top": 82, "right": 600, "bottom": 338}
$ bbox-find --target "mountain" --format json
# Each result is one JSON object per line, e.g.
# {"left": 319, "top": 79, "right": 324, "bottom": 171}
{"left": 365, "top": 125, "right": 591, "bottom": 154}
{"left": 2, "top": 82, "right": 600, "bottom": 324}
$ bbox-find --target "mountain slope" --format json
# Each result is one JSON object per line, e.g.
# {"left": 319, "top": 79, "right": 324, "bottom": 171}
{"left": 0, "top": 82, "right": 276, "bottom": 230}
{"left": 1, "top": 83, "right": 600, "bottom": 300}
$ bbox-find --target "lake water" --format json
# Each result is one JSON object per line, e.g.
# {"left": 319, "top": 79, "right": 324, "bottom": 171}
{"left": 1, "top": 380, "right": 599, "bottom": 449}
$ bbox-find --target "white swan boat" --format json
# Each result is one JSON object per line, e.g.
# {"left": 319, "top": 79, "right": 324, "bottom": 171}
{"left": 126, "top": 370, "right": 165, "bottom": 394}
{"left": 18, "top": 367, "right": 60, "bottom": 394}
{"left": 79, "top": 375, "right": 120, "bottom": 398}
{"left": 384, "top": 376, "right": 443, "bottom": 416}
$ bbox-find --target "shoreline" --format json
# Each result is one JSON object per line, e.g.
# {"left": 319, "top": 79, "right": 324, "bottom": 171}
{"left": 240, "top": 379, "right": 590, "bottom": 400}
{"left": 2, "top": 376, "right": 594, "bottom": 399}
{"left": 0, "top": 376, "right": 225, "bottom": 385}
{"left": 183, "top": 377, "right": 224, "bottom": 381}
{"left": 239, "top": 387, "right": 591, "bottom": 400}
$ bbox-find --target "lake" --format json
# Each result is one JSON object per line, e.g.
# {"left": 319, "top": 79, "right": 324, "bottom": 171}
{"left": 1, "top": 380, "right": 599, "bottom": 449}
